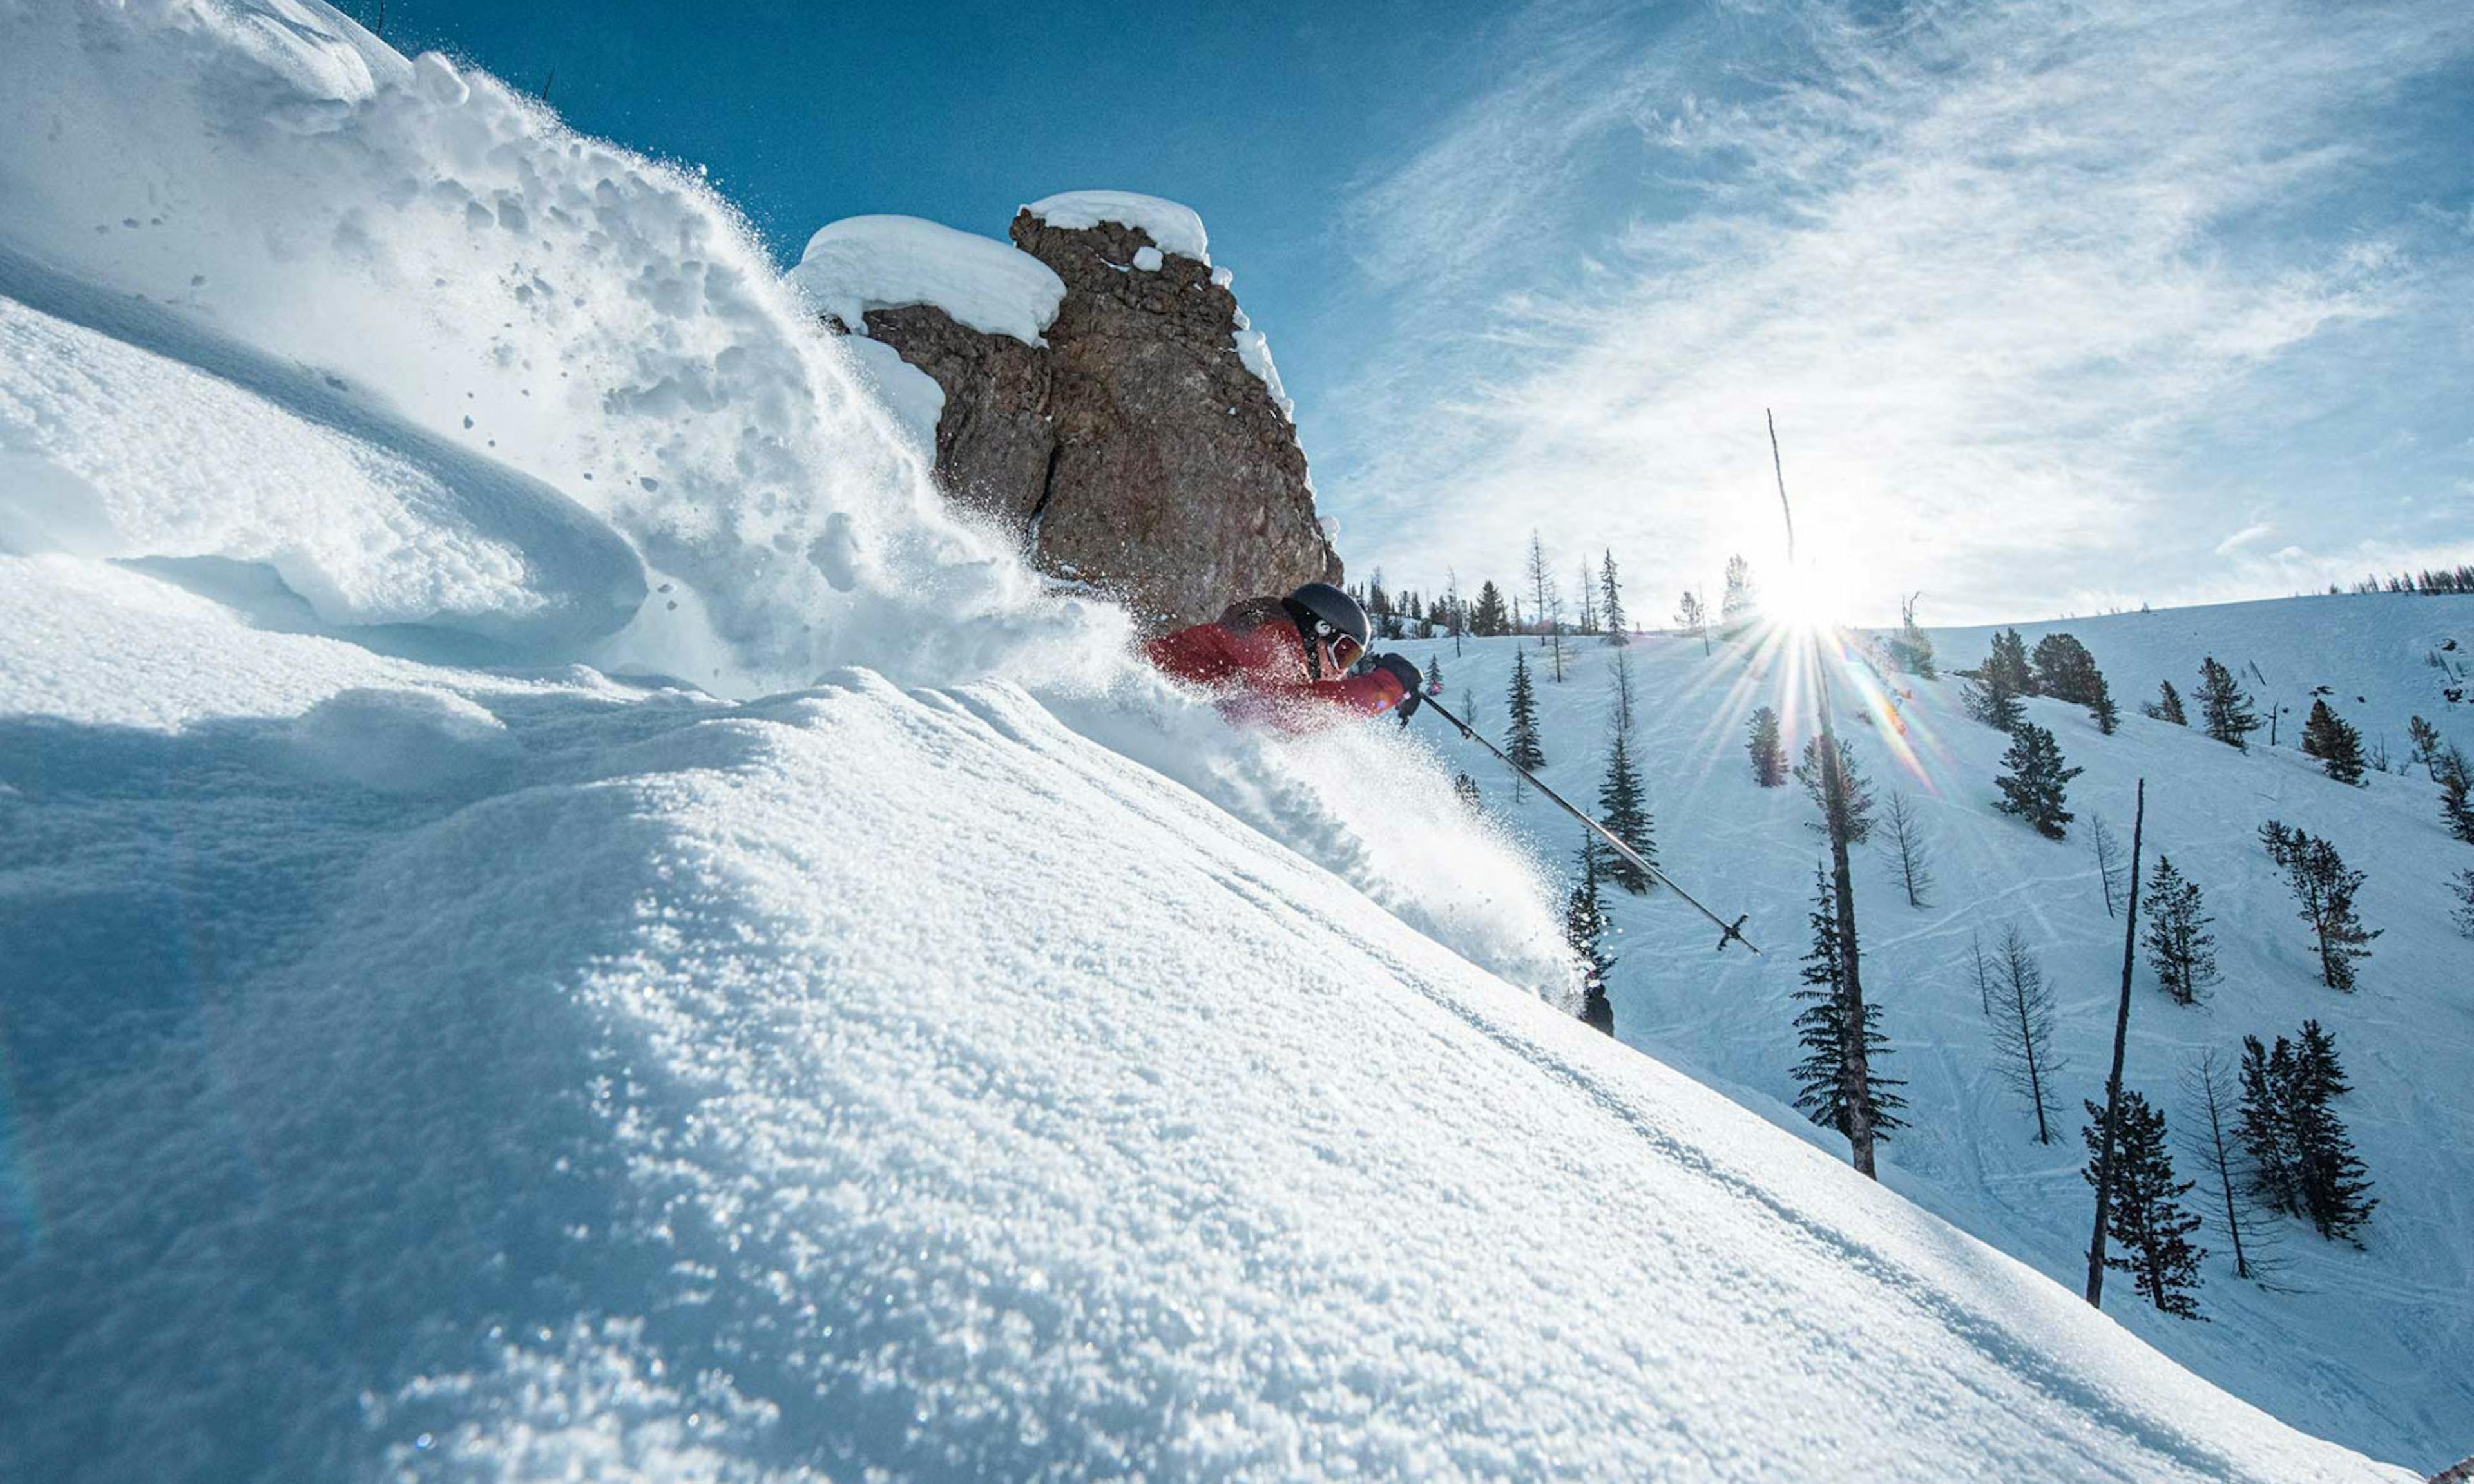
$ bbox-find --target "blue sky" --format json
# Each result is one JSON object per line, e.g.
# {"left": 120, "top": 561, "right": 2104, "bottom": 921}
{"left": 388, "top": 0, "right": 2474, "bottom": 625}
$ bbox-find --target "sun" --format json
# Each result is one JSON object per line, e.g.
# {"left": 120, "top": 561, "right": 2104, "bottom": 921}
{"left": 1765, "top": 560, "right": 1859, "bottom": 636}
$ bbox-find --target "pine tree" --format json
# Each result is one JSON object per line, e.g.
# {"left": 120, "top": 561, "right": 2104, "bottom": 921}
{"left": 1610, "top": 647, "right": 1637, "bottom": 734}
{"left": 2236, "top": 1035, "right": 2299, "bottom": 1216}
{"left": 1594, "top": 728, "right": 1656, "bottom": 894}
{"left": 1426, "top": 652, "right": 1444, "bottom": 693}
{"left": 2300, "top": 699, "right": 2366, "bottom": 785}
{"left": 1988, "top": 628, "right": 2035, "bottom": 696}
{"left": 1985, "top": 924, "right": 2064, "bottom": 1143}
{"left": 1575, "top": 562, "right": 1598, "bottom": 635}
{"left": 1452, "top": 771, "right": 1481, "bottom": 811}
{"left": 1599, "top": 549, "right": 1627, "bottom": 643}
{"left": 1720, "top": 554, "right": 1756, "bottom": 629}
{"left": 1504, "top": 649, "right": 1545, "bottom": 785}
{"left": 2196, "top": 657, "right": 2261, "bottom": 750}
{"left": 1562, "top": 841, "right": 1616, "bottom": 1035}
{"left": 1994, "top": 722, "right": 2082, "bottom": 839}
{"left": 1879, "top": 792, "right": 1933, "bottom": 908}
{"left": 2088, "top": 670, "right": 2120, "bottom": 735}
{"left": 2030, "top": 633, "right": 2100, "bottom": 703}
{"left": 2145, "top": 679, "right": 2189, "bottom": 726}
{"left": 2180, "top": 1049, "right": 2281, "bottom": 1284}
{"left": 1959, "top": 638, "right": 2019, "bottom": 732}
{"left": 2261, "top": 821, "right": 2380, "bottom": 991}
{"left": 1471, "top": 580, "right": 1510, "bottom": 636}
{"left": 1746, "top": 706, "right": 1787, "bottom": 787}
{"left": 2289, "top": 1020, "right": 2377, "bottom": 1242}
{"left": 2142, "top": 855, "right": 2219, "bottom": 1005}
{"left": 1797, "top": 736, "right": 1875, "bottom": 843}
{"left": 1790, "top": 865, "right": 1906, "bottom": 1140}
{"left": 2091, "top": 814, "right": 2127, "bottom": 918}
{"left": 2452, "top": 867, "right": 2474, "bottom": 939}
{"left": 2081, "top": 1091, "right": 2207, "bottom": 1318}
{"left": 2435, "top": 744, "right": 2474, "bottom": 844}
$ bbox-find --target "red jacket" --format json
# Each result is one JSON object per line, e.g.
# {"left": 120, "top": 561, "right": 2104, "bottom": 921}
{"left": 1145, "top": 598, "right": 1408, "bottom": 727}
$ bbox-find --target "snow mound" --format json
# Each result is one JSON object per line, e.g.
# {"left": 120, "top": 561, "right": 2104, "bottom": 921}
{"left": 1024, "top": 190, "right": 1211, "bottom": 262}
{"left": 0, "top": 0, "right": 1117, "bottom": 696}
{"left": 789, "top": 214, "right": 1068, "bottom": 347}
{"left": 287, "top": 687, "right": 518, "bottom": 792}
{"left": 1233, "top": 326, "right": 1296, "bottom": 423}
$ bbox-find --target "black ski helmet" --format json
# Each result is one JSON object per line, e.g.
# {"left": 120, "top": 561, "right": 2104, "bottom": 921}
{"left": 1283, "top": 582, "right": 1370, "bottom": 651}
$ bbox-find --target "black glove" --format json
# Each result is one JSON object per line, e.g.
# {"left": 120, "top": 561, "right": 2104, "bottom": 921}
{"left": 1370, "top": 653, "right": 1423, "bottom": 716}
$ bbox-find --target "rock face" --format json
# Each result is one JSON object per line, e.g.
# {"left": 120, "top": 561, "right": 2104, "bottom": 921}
{"left": 814, "top": 203, "right": 1339, "bottom": 629}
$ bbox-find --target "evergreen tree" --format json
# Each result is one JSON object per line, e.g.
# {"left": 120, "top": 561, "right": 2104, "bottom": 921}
{"left": 1471, "top": 580, "right": 1510, "bottom": 636}
{"left": 2239, "top": 1025, "right": 2377, "bottom": 1242}
{"left": 2289, "top": 1020, "right": 2377, "bottom": 1242}
{"left": 2452, "top": 867, "right": 2474, "bottom": 939}
{"left": 2088, "top": 670, "right": 2120, "bottom": 735}
{"left": 1504, "top": 649, "right": 1545, "bottom": 783}
{"left": 1426, "top": 652, "right": 1444, "bottom": 693}
{"left": 1562, "top": 842, "right": 1616, "bottom": 1035}
{"left": 2081, "top": 1092, "right": 2207, "bottom": 1318}
{"left": 1452, "top": 771, "right": 1482, "bottom": 811}
{"left": 1575, "top": 562, "right": 1598, "bottom": 635}
{"left": 1988, "top": 628, "right": 2035, "bottom": 696}
{"left": 2236, "top": 1036, "right": 2299, "bottom": 1216}
{"left": 1610, "top": 647, "right": 1637, "bottom": 734}
{"left": 1790, "top": 865, "right": 1906, "bottom": 1140}
{"left": 1797, "top": 736, "right": 1876, "bottom": 843}
{"left": 1985, "top": 924, "right": 2064, "bottom": 1143}
{"left": 1599, "top": 549, "right": 1628, "bottom": 642}
{"left": 2145, "top": 679, "right": 2189, "bottom": 726}
{"left": 1594, "top": 728, "right": 1657, "bottom": 894}
{"left": 2261, "top": 821, "right": 2380, "bottom": 991}
{"left": 2435, "top": 743, "right": 2474, "bottom": 844}
{"left": 1746, "top": 706, "right": 1788, "bottom": 786}
{"left": 2300, "top": 699, "right": 2366, "bottom": 785}
{"left": 1720, "top": 554, "right": 1757, "bottom": 629}
{"left": 1994, "top": 722, "right": 2082, "bottom": 839}
{"left": 2142, "top": 855, "right": 2220, "bottom": 1005}
{"left": 2195, "top": 657, "right": 2262, "bottom": 750}
{"left": 1879, "top": 791, "right": 1933, "bottom": 909}
{"left": 2030, "top": 633, "right": 2100, "bottom": 703}
{"left": 1962, "top": 640, "right": 2026, "bottom": 731}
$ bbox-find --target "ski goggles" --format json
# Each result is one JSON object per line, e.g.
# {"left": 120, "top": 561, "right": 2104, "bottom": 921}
{"left": 1319, "top": 628, "right": 1365, "bottom": 671}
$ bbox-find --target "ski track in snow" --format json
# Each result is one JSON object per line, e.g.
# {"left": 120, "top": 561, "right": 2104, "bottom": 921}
{"left": 0, "top": 1, "right": 2448, "bottom": 1478}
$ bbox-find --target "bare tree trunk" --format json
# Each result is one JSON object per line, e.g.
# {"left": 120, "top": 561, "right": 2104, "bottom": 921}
{"left": 2086, "top": 779, "right": 2147, "bottom": 1306}
{"left": 1771, "top": 410, "right": 1876, "bottom": 1178}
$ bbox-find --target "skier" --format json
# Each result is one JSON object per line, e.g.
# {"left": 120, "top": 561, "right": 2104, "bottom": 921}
{"left": 1146, "top": 582, "right": 1424, "bottom": 728}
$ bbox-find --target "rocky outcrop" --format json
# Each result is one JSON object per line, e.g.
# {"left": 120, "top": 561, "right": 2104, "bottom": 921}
{"left": 803, "top": 202, "right": 1339, "bottom": 629}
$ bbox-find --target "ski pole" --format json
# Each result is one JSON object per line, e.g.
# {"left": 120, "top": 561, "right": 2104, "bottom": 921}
{"left": 1417, "top": 692, "right": 1761, "bottom": 955}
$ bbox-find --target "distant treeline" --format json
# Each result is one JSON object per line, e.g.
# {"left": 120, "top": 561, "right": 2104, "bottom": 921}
{"left": 2334, "top": 565, "right": 2474, "bottom": 596}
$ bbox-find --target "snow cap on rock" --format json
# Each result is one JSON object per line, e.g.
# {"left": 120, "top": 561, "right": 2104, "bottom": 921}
{"left": 1022, "top": 191, "right": 1210, "bottom": 263}
{"left": 789, "top": 215, "right": 1067, "bottom": 348}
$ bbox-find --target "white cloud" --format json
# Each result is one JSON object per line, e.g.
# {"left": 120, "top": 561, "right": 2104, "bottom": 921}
{"left": 1322, "top": 0, "right": 2474, "bottom": 623}
{"left": 2215, "top": 522, "right": 2274, "bottom": 555}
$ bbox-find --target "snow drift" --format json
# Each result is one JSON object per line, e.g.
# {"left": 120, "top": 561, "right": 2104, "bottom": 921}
{"left": 0, "top": 3, "right": 2424, "bottom": 1480}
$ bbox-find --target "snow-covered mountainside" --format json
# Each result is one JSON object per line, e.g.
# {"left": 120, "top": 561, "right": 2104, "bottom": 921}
{"left": 1392, "top": 602, "right": 2474, "bottom": 1473}
{"left": 0, "top": 2, "right": 2439, "bottom": 1479}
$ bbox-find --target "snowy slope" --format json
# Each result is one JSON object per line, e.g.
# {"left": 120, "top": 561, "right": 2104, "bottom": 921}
{"left": 0, "top": 3, "right": 2435, "bottom": 1479}
{"left": 1394, "top": 608, "right": 2474, "bottom": 1472}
